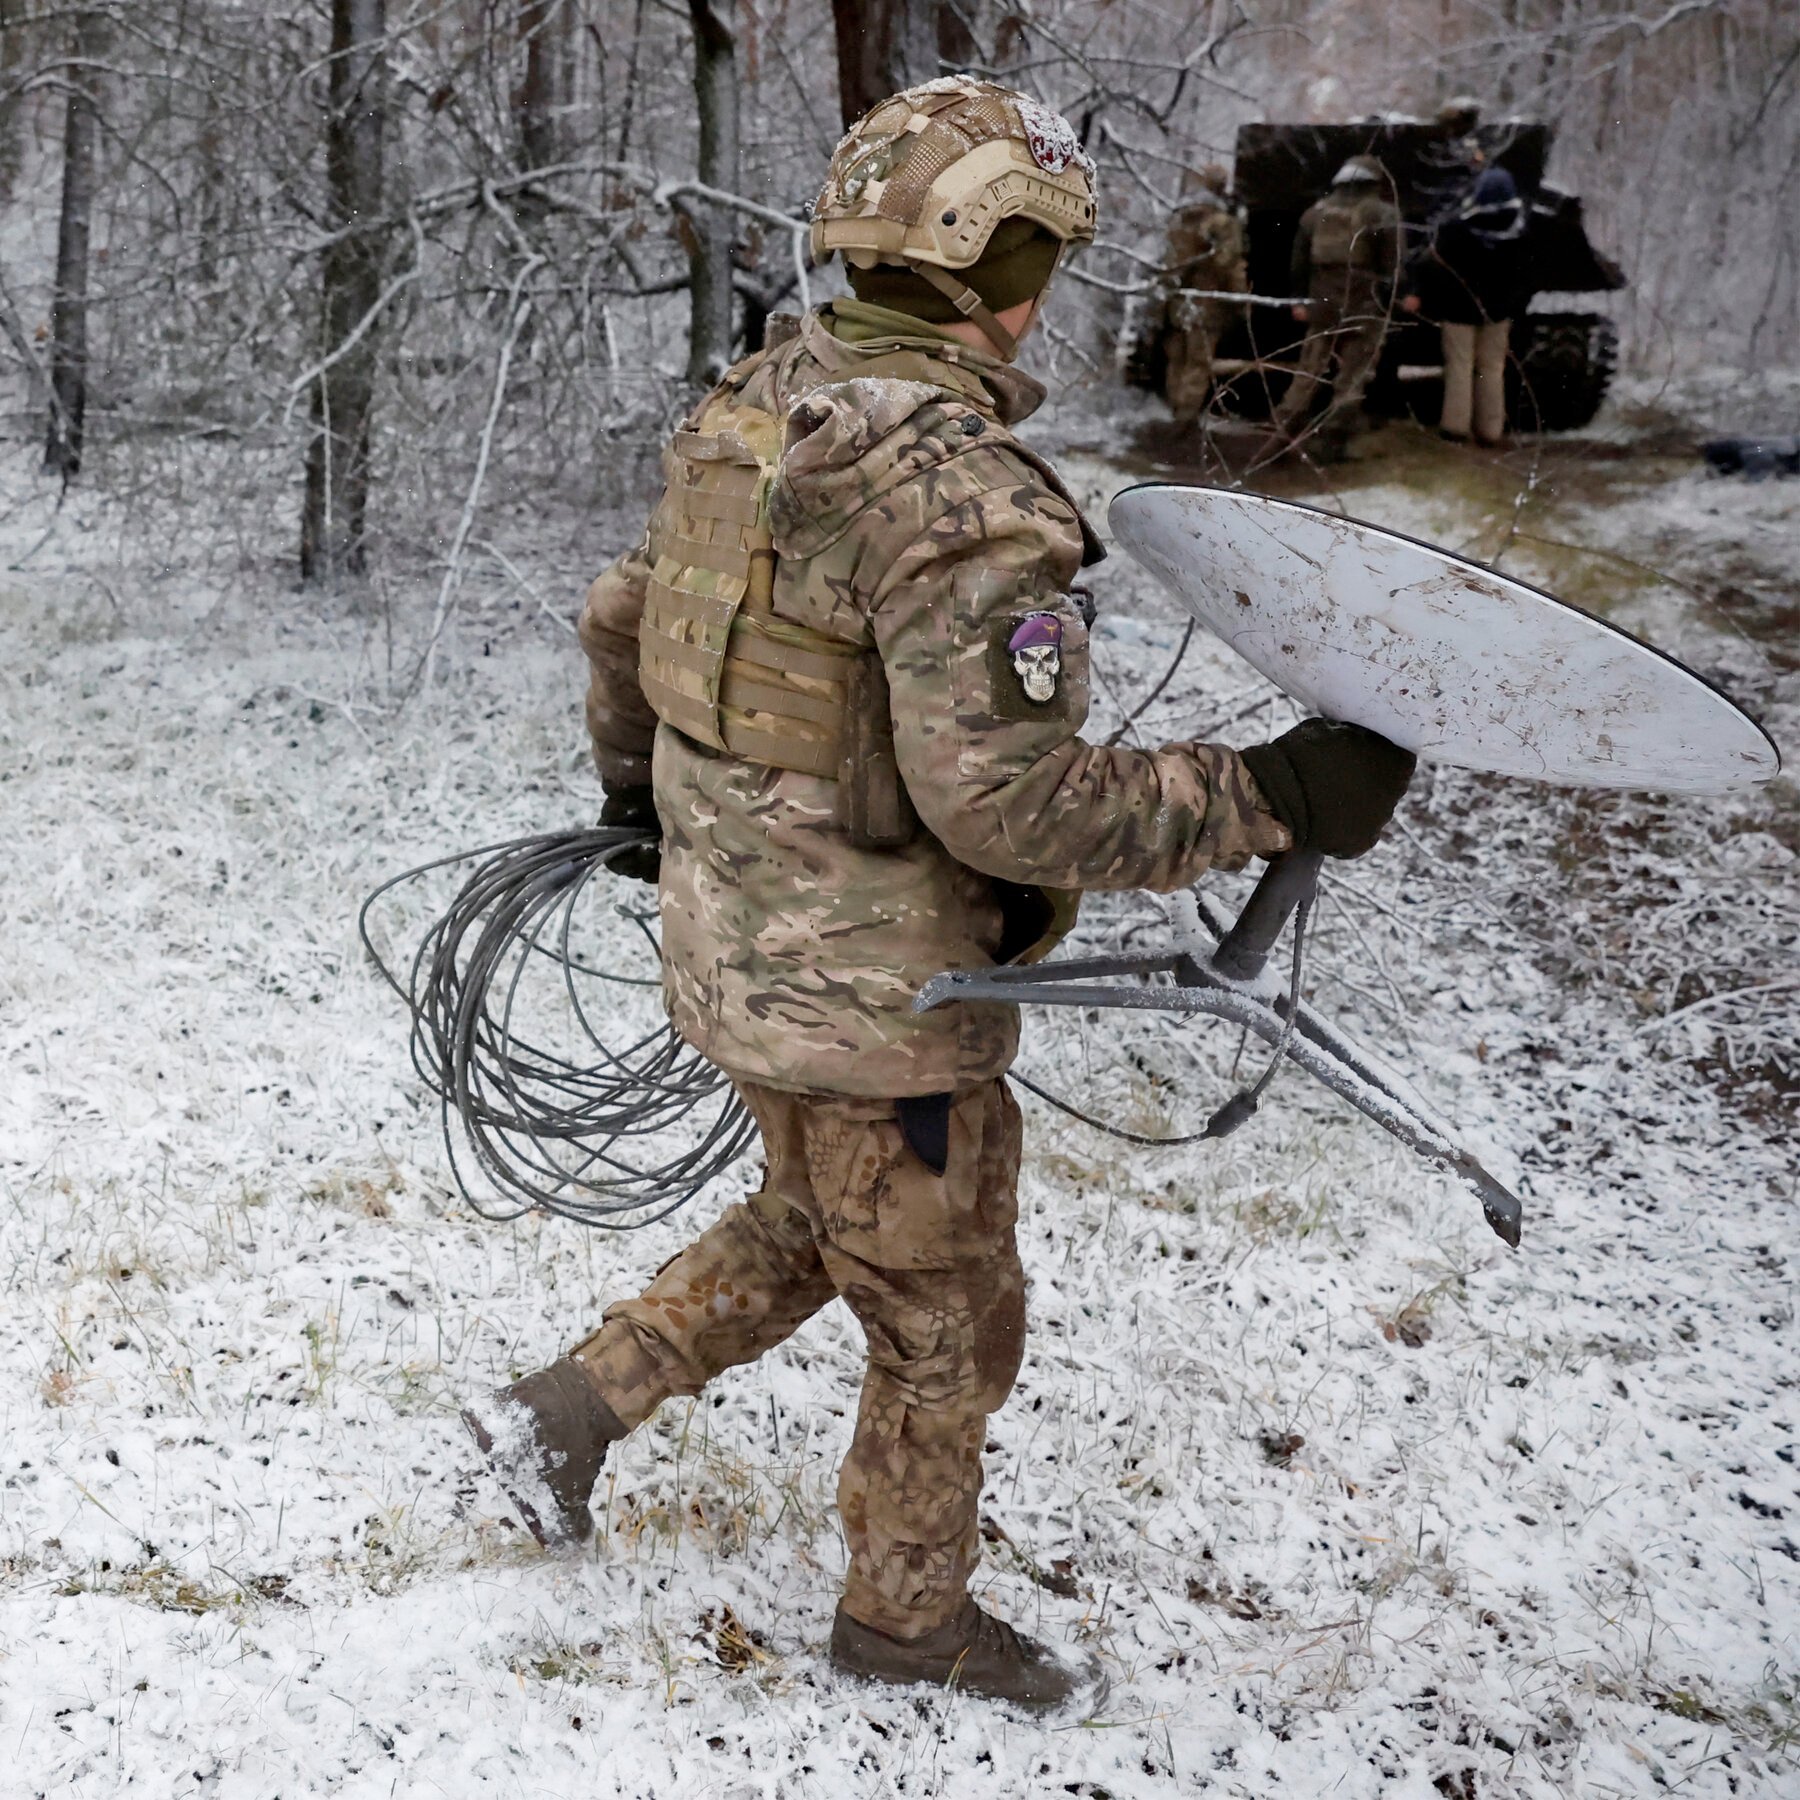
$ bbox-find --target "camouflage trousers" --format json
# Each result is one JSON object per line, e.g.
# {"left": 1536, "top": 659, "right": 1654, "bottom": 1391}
{"left": 1274, "top": 274, "right": 1390, "bottom": 439}
{"left": 571, "top": 1076, "right": 1027, "bottom": 1639}
{"left": 1163, "top": 297, "right": 1240, "bottom": 422}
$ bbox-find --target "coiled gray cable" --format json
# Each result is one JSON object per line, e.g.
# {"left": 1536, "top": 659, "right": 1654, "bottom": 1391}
{"left": 359, "top": 827, "right": 757, "bottom": 1228}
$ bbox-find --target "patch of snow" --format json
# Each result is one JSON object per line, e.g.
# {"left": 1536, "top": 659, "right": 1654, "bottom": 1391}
{"left": 1, "top": 432, "right": 1794, "bottom": 1797}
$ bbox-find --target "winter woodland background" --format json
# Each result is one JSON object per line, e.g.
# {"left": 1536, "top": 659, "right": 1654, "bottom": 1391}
{"left": 1, "top": 0, "right": 1797, "bottom": 576}
{"left": 1, "top": 3, "right": 1796, "bottom": 1797}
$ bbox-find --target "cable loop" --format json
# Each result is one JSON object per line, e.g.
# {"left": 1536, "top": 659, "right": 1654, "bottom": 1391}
{"left": 359, "top": 827, "right": 756, "bottom": 1228}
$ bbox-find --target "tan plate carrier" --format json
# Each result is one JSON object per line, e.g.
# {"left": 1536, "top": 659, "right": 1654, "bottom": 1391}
{"left": 638, "top": 398, "right": 914, "bottom": 847}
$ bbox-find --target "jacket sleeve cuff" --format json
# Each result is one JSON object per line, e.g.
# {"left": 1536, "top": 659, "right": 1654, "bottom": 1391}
{"left": 1237, "top": 761, "right": 1297, "bottom": 860}
{"left": 590, "top": 740, "right": 655, "bottom": 791}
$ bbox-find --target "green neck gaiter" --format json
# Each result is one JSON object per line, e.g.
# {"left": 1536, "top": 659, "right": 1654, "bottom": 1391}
{"left": 844, "top": 218, "right": 1063, "bottom": 325}
{"left": 823, "top": 298, "right": 962, "bottom": 346}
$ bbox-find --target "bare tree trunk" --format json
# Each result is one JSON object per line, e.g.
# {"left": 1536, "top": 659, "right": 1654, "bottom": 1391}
{"left": 0, "top": 0, "right": 30, "bottom": 203}
{"left": 937, "top": 0, "right": 979, "bottom": 74}
{"left": 831, "top": 0, "right": 937, "bottom": 126}
{"left": 517, "top": 0, "right": 557, "bottom": 170}
{"left": 685, "top": 0, "right": 738, "bottom": 387}
{"left": 196, "top": 79, "right": 224, "bottom": 287}
{"left": 615, "top": 0, "right": 647, "bottom": 159}
{"left": 301, "top": 0, "right": 387, "bottom": 585}
{"left": 43, "top": 7, "right": 105, "bottom": 478}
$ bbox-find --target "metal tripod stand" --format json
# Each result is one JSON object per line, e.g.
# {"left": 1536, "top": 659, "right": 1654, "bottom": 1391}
{"left": 916, "top": 851, "right": 1524, "bottom": 1246}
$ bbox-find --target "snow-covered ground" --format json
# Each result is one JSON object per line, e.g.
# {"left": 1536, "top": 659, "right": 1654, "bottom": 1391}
{"left": 2, "top": 398, "right": 1795, "bottom": 1798}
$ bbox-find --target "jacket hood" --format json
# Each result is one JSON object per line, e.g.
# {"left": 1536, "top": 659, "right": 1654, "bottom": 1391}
{"left": 766, "top": 310, "right": 1057, "bottom": 560}
{"left": 1460, "top": 167, "right": 1527, "bottom": 243}
{"left": 803, "top": 305, "right": 1048, "bottom": 425}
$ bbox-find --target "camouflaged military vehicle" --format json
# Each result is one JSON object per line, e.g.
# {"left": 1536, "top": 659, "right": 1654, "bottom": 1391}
{"left": 1131, "top": 118, "right": 1625, "bottom": 431}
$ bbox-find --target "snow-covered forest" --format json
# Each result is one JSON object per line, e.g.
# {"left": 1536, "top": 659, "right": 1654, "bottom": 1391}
{"left": 2, "top": 2, "right": 1796, "bottom": 1795}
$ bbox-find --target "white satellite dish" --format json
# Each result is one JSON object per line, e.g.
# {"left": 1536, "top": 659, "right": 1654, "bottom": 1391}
{"left": 1108, "top": 484, "right": 1780, "bottom": 795}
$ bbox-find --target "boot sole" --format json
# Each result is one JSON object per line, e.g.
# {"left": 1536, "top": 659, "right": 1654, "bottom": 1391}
{"left": 828, "top": 1643, "right": 1110, "bottom": 1719}
{"left": 460, "top": 1404, "right": 593, "bottom": 1550}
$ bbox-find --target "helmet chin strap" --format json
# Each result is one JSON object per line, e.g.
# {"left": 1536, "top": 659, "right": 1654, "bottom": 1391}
{"left": 911, "top": 262, "right": 1019, "bottom": 360}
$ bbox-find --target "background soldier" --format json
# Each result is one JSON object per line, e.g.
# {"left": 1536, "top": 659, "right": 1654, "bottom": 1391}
{"left": 465, "top": 78, "right": 1414, "bottom": 1714}
{"left": 1272, "top": 154, "right": 1402, "bottom": 455}
{"left": 1420, "top": 94, "right": 1487, "bottom": 221}
{"left": 1159, "top": 162, "right": 1248, "bottom": 423}
{"left": 1412, "top": 164, "right": 1535, "bottom": 444}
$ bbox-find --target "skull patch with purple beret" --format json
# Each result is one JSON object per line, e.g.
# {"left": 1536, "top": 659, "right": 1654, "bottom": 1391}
{"left": 1008, "top": 611, "right": 1063, "bottom": 703}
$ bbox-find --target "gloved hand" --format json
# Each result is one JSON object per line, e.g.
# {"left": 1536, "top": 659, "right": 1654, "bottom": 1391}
{"left": 598, "top": 784, "right": 662, "bottom": 884}
{"left": 1240, "top": 719, "right": 1416, "bottom": 859}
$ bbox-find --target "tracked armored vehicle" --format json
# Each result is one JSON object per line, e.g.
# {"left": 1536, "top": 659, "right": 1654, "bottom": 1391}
{"left": 1132, "top": 119, "right": 1625, "bottom": 432}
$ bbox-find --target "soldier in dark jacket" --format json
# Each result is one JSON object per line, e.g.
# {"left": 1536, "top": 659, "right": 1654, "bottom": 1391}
{"left": 1412, "top": 166, "right": 1533, "bottom": 444}
{"left": 1272, "top": 156, "right": 1401, "bottom": 453}
{"left": 1419, "top": 95, "right": 1486, "bottom": 222}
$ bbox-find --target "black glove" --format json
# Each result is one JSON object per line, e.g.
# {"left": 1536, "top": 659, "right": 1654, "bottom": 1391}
{"left": 1240, "top": 719, "right": 1416, "bottom": 859}
{"left": 598, "top": 784, "right": 662, "bottom": 884}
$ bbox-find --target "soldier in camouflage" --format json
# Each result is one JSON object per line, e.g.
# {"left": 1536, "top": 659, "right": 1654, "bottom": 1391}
{"left": 1158, "top": 163, "right": 1248, "bottom": 424}
{"left": 1272, "top": 155, "right": 1403, "bottom": 455}
{"left": 465, "top": 77, "right": 1414, "bottom": 1714}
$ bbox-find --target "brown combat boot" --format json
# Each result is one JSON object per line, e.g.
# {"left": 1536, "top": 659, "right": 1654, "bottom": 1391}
{"left": 830, "top": 1600, "right": 1108, "bottom": 1716}
{"left": 461, "top": 1358, "right": 625, "bottom": 1550}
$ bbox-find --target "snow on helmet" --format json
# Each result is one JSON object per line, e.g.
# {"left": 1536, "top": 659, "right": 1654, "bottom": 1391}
{"left": 810, "top": 77, "right": 1098, "bottom": 356}
{"left": 1331, "top": 155, "right": 1386, "bottom": 186}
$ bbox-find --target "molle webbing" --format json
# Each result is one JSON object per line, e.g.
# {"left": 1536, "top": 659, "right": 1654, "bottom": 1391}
{"left": 876, "top": 123, "right": 964, "bottom": 225}
{"left": 640, "top": 410, "right": 863, "bottom": 782}
{"left": 875, "top": 89, "right": 1016, "bottom": 226}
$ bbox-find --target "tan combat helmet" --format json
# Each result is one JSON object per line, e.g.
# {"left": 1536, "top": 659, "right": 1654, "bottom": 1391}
{"left": 810, "top": 76, "right": 1098, "bottom": 359}
{"left": 1180, "top": 161, "right": 1232, "bottom": 202}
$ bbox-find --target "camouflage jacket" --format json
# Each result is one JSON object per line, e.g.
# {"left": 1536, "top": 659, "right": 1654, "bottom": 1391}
{"left": 1292, "top": 192, "right": 1401, "bottom": 288}
{"left": 580, "top": 302, "right": 1289, "bottom": 1097}
{"left": 1162, "top": 201, "right": 1247, "bottom": 295}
